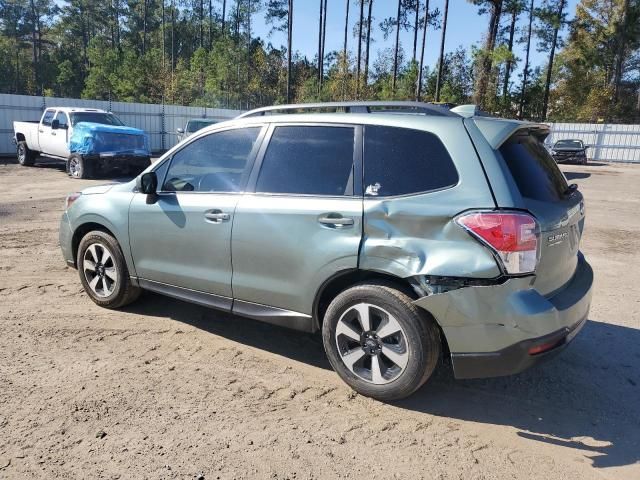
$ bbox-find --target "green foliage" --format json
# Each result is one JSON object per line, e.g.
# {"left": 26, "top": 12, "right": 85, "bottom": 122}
{"left": 0, "top": 0, "right": 637, "bottom": 123}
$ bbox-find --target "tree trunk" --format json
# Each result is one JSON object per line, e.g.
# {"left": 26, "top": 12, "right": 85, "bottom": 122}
{"left": 287, "top": 0, "right": 293, "bottom": 102}
{"left": 518, "top": 0, "right": 534, "bottom": 119}
{"left": 356, "top": 0, "right": 364, "bottom": 96}
{"left": 317, "top": 0, "right": 324, "bottom": 92}
{"left": 343, "top": 0, "right": 350, "bottom": 56}
{"left": 209, "top": 0, "right": 213, "bottom": 48}
{"left": 541, "top": 0, "right": 565, "bottom": 121}
{"left": 502, "top": 6, "right": 517, "bottom": 99}
{"left": 412, "top": 0, "right": 420, "bottom": 62}
{"left": 143, "top": 0, "right": 148, "bottom": 55}
{"left": 364, "top": 0, "right": 373, "bottom": 85}
{"left": 29, "top": 0, "right": 38, "bottom": 93}
{"left": 321, "top": 0, "right": 328, "bottom": 85}
{"left": 221, "top": 0, "right": 227, "bottom": 34}
{"left": 612, "top": 0, "right": 630, "bottom": 103}
{"left": 392, "top": 0, "right": 401, "bottom": 93}
{"left": 416, "top": 0, "right": 429, "bottom": 100}
{"left": 435, "top": 0, "right": 449, "bottom": 101}
{"left": 200, "top": 0, "right": 204, "bottom": 48}
{"left": 473, "top": 0, "right": 503, "bottom": 107}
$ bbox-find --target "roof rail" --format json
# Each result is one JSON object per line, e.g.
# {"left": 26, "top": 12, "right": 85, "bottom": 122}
{"left": 236, "top": 101, "right": 458, "bottom": 119}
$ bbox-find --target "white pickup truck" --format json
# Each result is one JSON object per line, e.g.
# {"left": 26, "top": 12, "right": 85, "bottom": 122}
{"left": 13, "top": 107, "right": 151, "bottom": 179}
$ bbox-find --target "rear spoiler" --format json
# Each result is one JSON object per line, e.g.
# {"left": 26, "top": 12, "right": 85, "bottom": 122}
{"left": 468, "top": 117, "right": 550, "bottom": 150}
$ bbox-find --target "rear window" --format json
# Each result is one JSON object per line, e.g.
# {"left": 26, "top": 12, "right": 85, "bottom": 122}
{"left": 363, "top": 126, "right": 458, "bottom": 197}
{"left": 500, "top": 134, "right": 568, "bottom": 202}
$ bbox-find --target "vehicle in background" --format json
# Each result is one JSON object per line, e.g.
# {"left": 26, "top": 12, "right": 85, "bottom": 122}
{"left": 13, "top": 107, "right": 151, "bottom": 179}
{"left": 551, "top": 139, "right": 589, "bottom": 164}
{"left": 176, "top": 118, "right": 219, "bottom": 142}
{"left": 59, "top": 101, "right": 592, "bottom": 401}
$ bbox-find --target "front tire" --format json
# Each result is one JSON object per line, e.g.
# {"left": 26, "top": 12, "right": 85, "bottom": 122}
{"left": 17, "top": 141, "right": 36, "bottom": 166}
{"left": 77, "top": 230, "right": 141, "bottom": 309}
{"left": 322, "top": 283, "right": 441, "bottom": 401}
{"left": 67, "top": 153, "right": 93, "bottom": 179}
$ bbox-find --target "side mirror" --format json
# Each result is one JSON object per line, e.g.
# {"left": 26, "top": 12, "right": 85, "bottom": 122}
{"left": 51, "top": 119, "right": 59, "bottom": 130}
{"left": 139, "top": 171, "right": 158, "bottom": 195}
{"left": 584, "top": 145, "right": 590, "bottom": 149}
{"left": 176, "top": 127, "right": 184, "bottom": 134}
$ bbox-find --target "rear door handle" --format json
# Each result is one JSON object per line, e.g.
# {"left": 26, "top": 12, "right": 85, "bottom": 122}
{"left": 318, "top": 214, "right": 354, "bottom": 228}
{"left": 204, "top": 210, "right": 230, "bottom": 223}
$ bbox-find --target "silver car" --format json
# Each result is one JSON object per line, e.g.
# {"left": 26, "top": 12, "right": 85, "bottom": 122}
{"left": 176, "top": 118, "right": 219, "bottom": 142}
{"left": 59, "top": 102, "right": 593, "bottom": 401}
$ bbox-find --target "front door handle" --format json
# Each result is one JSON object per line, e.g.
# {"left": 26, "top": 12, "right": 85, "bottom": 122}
{"left": 204, "top": 210, "right": 230, "bottom": 223}
{"left": 51, "top": 132, "right": 56, "bottom": 136}
{"left": 318, "top": 214, "right": 354, "bottom": 228}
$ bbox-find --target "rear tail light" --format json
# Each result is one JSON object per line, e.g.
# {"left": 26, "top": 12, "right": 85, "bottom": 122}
{"left": 456, "top": 211, "right": 539, "bottom": 275}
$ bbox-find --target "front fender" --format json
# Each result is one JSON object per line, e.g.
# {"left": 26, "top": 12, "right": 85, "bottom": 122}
{"left": 67, "top": 189, "right": 136, "bottom": 276}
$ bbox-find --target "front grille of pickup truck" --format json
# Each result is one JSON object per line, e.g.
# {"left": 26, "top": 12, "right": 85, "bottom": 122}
{"left": 98, "top": 133, "right": 145, "bottom": 150}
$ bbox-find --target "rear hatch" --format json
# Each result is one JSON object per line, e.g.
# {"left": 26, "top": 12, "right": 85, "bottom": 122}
{"left": 499, "top": 131, "right": 585, "bottom": 296}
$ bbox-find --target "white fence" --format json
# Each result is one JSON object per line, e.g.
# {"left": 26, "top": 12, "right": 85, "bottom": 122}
{"left": 0, "top": 93, "right": 242, "bottom": 156}
{"left": 546, "top": 123, "right": 640, "bottom": 163}
{"left": 1, "top": 94, "right": 639, "bottom": 162}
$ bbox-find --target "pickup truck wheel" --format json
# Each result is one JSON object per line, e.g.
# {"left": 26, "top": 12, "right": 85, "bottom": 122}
{"left": 17, "top": 141, "right": 35, "bottom": 166}
{"left": 68, "top": 154, "right": 93, "bottom": 179}
{"left": 77, "top": 230, "right": 141, "bottom": 309}
{"left": 322, "top": 283, "right": 441, "bottom": 401}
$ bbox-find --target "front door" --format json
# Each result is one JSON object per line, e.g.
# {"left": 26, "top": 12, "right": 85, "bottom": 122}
{"left": 50, "top": 111, "right": 70, "bottom": 158}
{"left": 129, "top": 126, "right": 264, "bottom": 304}
{"left": 231, "top": 124, "right": 363, "bottom": 317}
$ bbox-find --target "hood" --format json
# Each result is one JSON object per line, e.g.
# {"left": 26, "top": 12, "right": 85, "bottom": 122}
{"left": 73, "top": 122, "right": 146, "bottom": 136}
{"left": 81, "top": 184, "right": 115, "bottom": 195}
{"left": 70, "top": 122, "right": 150, "bottom": 156}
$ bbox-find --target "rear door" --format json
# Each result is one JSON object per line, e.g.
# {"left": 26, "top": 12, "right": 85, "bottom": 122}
{"left": 231, "top": 124, "right": 363, "bottom": 317}
{"left": 499, "top": 132, "right": 585, "bottom": 295}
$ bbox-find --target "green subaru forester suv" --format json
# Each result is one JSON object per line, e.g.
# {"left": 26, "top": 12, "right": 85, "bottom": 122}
{"left": 59, "top": 102, "right": 593, "bottom": 401}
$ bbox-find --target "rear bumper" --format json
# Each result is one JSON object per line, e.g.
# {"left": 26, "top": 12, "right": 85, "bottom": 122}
{"left": 414, "top": 252, "right": 593, "bottom": 379}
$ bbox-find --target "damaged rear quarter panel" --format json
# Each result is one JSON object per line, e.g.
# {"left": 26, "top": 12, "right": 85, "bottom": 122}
{"left": 359, "top": 121, "right": 500, "bottom": 280}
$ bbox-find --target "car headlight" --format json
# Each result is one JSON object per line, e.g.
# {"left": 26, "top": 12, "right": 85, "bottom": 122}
{"left": 65, "top": 192, "right": 82, "bottom": 210}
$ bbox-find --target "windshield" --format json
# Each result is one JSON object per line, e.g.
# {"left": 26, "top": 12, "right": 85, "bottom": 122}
{"left": 70, "top": 112, "right": 125, "bottom": 127}
{"left": 554, "top": 139, "right": 584, "bottom": 149}
{"left": 186, "top": 119, "right": 217, "bottom": 133}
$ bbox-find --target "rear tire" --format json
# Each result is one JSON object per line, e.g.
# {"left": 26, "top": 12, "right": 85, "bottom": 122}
{"left": 322, "top": 283, "right": 441, "bottom": 401}
{"left": 77, "top": 230, "right": 141, "bottom": 309}
{"left": 17, "top": 141, "right": 36, "bottom": 166}
{"left": 67, "top": 154, "right": 93, "bottom": 179}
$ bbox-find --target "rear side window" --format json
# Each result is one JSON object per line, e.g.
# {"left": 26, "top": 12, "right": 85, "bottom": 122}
{"left": 256, "top": 126, "right": 355, "bottom": 196}
{"left": 363, "top": 126, "right": 458, "bottom": 197}
{"left": 500, "top": 134, "right": 568, "bottom": 202}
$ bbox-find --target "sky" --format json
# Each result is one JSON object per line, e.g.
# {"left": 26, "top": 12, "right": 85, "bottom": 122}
{"left": 251, "top": 0, "right": 580, "bottom": 79}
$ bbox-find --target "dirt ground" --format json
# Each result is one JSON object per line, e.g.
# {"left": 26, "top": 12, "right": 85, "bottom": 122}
{"left": 0, "top": 157, "right": 639, "bottom": 480}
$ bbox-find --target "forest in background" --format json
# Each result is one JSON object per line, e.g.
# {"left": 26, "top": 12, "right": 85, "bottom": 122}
{"left": 0, "top": 0, "right": 639, "bottom": 122}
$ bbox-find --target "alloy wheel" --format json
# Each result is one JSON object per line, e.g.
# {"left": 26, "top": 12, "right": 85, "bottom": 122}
{"left": 335, "top": 303, "right": 409, "bottom": 385}
{"left": 83, "top": 243, "right": 118, "bottom": 298}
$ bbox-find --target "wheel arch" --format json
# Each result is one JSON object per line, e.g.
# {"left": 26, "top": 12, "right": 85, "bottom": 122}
{"left": 313, "top": 269, "right": 418, "bottom": 331}
{"left": 313, "top": 268, "right": 451, "bottom": 365}
{"left": 16, "top": 133, "right": 26, "bottom": 143}
{"left": 71, "top": 222, "right": 121, "bottom": 268}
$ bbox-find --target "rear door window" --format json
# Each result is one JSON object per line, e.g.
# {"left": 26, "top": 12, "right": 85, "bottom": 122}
{"left": 363, "top": 125, "right": 458, "bottom": 197}
{"left": 500, "top": 134, "right": 568, "bottom": 202}
{"left": 255, "top": 126, "right": 355, "bottom": 196}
